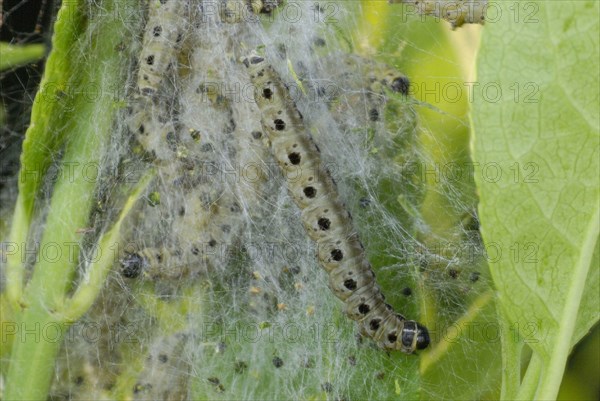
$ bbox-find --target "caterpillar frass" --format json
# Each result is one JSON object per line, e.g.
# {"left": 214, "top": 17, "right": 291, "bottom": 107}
{"left": 137, "top": 0, "right": 187, "bottom": 96}
{"left": 242, "top": 53, "right": 430, "bottom": 353}
{"left": 132, "top": 333, "right": 190, "bottom": 401}
{"left": 388, "top": 0, "right": 487, "bottom": 28}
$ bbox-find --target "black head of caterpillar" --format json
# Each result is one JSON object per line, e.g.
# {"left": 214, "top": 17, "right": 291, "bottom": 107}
{"left": 241, "top": 51, "right": 430, "bottom": 354}
{"left": 346, "top": 282, "right": 430, "bottom": 352}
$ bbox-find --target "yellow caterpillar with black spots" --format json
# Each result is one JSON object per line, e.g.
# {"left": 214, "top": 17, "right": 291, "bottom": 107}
{"left": 242, "top": 52, "right": 430, "bottom": 353}
{"left": 137, "top": 0, "right": 187, "bottom": 96}
{"left": 137, "top": 0, "right": 282, "bottom": 95}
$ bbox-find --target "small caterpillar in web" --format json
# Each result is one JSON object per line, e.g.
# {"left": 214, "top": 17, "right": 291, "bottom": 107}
{"left": 137, "top": 0, "right": 187, "bottom": 97}
{"left": 388, "top": 0, "right": 487, "bottom": 28}
{"left": 242, "top": 52, "right": 430, "bottom": 353}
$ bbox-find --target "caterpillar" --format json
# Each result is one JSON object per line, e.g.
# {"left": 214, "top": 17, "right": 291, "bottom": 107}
{"left": 242, "top": 52, "right": 430, "bottom": 353}
{"left": 305, "top": 52, "right": 414, "bottom": 152}
{"left": 219, "top": 0, "right": 282, "bottom": 21}
{"left": 124, "top": 2, "right": 282, "bottom": 284}
{"left": 137, "top": 0, "right": 187, "bottom": 96}
{"left": 126, "top": 0, "right": 283, "bottom": 287}
{"left": 389, "top": 0, "right": 487, "bottom": 28}
{"left": 137, "top": 0, "right": 282, "bottom": 95}
{"left": 122, "top": 115, "right": 248, "bottom": 282}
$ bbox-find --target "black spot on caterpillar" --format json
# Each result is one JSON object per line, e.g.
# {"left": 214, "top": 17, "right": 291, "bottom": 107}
{"left": 138, "top": 0, "right": 187, "bottom": 96}
{"left": 242, "top": 52, "right": 430, "bottom": 353}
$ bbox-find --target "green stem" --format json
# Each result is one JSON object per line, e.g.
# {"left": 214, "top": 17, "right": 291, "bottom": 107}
{"left": 515, "top": 351, "right": 542, "bottom": 401}
{"left": 64, "top": 172, "right": 154, "bottom": 322}
{"left": 4, "top": 0, "right": 85, "bottom": 310}
{"left": 3, "top": 304, "right": 68, "bottom": 400}
{"left": 0, "top": 43, "right": 45, "bottom": 71}
{"left": 4, "top": 1, "right": 138, "bottom": 399}
{"left": 420, "top": 290, "right": 494, "bottom": 375}
{"left": 536, "top": 207, "right": 600, "bottom": 400}
{"left": 499, "top": 306, "right": 523, "bottom": 400}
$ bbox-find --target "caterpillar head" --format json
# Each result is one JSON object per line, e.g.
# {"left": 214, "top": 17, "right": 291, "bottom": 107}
{"left": 241, "top": 53, "right": 266, "bottom": 73}
{"left": 398, "top": 320, "right": 430, "bottom": 353}
{"left": 359, "top": 303, "right": 431, "bottom": 353}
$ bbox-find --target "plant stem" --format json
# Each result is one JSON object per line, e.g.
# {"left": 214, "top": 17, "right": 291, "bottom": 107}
{"left": 420, "top": 290, "right": 494, "bottom": 375}
{"left": 4, "top": 1, "right": 139, "bottom": 399}
{"left": 64, "top": 172, "right": 154, "bottom": 322}
{"left": 0, "top": 43, "right": 45, "bottom": 71}
{"left": 515, "top": 351, "right": 542, "bottom": 401}
{"left": 4, "top": 0, "right": 85, "bottom": 310}
{"left": 499, "top": 305, "right": 523, "bottom": 400}
{"left": 3, "top": 304, "right": 68, "bottom": 400}
{"left": 536, "top": 208, "right": 600, "bottom": 400}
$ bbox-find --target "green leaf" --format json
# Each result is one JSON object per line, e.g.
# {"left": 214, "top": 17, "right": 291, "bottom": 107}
{"left": 472, "top": 1, "right": 600, "bottom": 399}
{"left": 16, "top": 3, "right": 86, "bottom": 222}
{"left": 4, "top": 0, "right": 86, "bottom": 306}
